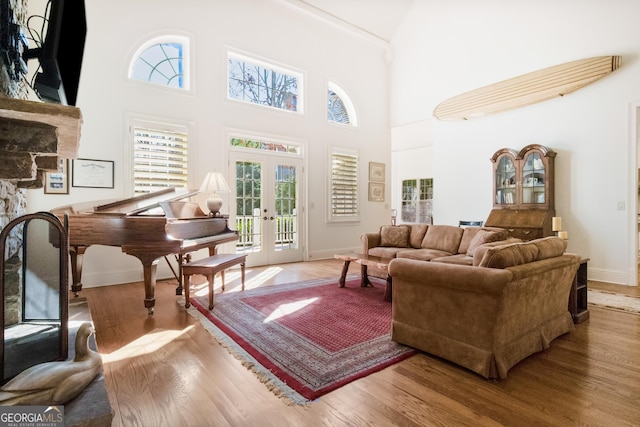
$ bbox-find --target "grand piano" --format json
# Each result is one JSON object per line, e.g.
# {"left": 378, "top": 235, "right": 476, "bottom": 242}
{"left": 51, "top": 188, "right": 238, "bottom": 313}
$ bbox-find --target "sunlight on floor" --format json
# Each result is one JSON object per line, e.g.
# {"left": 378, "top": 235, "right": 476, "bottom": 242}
{"left": 263, "top": 298, "right": 318, "bottom": 323}
{"left": 190, "top": 266, "right": 285, "bottom": 296}
{"left": 100, "top": 326, "right": 195, "bottom": 364}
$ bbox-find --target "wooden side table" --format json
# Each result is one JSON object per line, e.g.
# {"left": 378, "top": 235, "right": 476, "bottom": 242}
{"left": 568, "top": 258, "right": 589, "bottom": 323}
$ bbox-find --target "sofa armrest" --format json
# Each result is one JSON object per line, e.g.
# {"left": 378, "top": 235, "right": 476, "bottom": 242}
{"left": 361, "top": 232, "right": 381, "bottom": 253}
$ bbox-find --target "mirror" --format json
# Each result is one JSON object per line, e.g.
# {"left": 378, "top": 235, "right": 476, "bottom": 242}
{"left": 0, "top": 212, "right": 68, "bottom": 383}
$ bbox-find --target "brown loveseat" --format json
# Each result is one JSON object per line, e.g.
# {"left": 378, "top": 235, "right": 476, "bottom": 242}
{"left": 361, "top": 224, "right": 517, "bottom": 278}
{"left": 388, "top": 236, "right": 580, "bottom": 379}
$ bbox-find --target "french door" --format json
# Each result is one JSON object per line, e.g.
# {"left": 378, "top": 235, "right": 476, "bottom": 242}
{"left": 229, "top": 151, "right": 304, "bottom": 266}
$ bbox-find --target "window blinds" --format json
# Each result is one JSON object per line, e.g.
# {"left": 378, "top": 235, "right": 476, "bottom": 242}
{"left": 133, "top": 125, "right": 188, "bottom": 194}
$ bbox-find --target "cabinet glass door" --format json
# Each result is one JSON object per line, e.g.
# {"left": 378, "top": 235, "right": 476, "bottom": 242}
{"left": 495, "top": 156, "right": 516, "bottom": 205}
{"left": 522, "top": 152, "right": 545, "bottom": 204}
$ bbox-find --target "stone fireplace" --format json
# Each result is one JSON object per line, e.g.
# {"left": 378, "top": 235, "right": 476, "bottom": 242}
{"left": 0, "top": 96, "right": 82, "bottom": 330}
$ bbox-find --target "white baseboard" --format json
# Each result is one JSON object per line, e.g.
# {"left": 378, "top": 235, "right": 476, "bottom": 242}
{"left": 589, "top": 267, "right": 636, "bottom": 286}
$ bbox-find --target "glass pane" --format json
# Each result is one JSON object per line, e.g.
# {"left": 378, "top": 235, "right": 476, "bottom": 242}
{"left": 274, "top": 164, "right": 297, "bottom": 251}
{"left": 131, "top": 43, "right": 184, "bottom": 88}
{"left": 235, "top": 161, "right": 262, "bottom": 254}
{"left": 522, "top": 152, "right": 545, "bottom": 204}
{"left": 496, "top": 156, "right": 516, "bottom": 204}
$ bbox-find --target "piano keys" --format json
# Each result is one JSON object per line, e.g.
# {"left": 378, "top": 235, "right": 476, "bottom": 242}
{"left": 51, "top": 188, "right": 238, "bottom": 313}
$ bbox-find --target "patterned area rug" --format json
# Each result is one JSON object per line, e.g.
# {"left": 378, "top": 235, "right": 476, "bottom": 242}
{"left": 187, "top": 275, "right": 415, "bottom": 404}
{"left": 588, "top": 289, "right": 640, "bottom": 315}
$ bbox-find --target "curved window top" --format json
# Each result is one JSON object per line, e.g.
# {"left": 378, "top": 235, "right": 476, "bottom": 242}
{"left": 328, "top": 82, "right": 357, "bottom": 126}
{"left": 129, "top": 36, "right": 190, "bottom": 90}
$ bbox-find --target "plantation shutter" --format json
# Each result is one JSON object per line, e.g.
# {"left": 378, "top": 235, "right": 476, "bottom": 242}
{"left": 133, "top": 124, "right": 189, "bottom": 194}
{"left": 330, "top": 150, "right": 359, "bottom": 221}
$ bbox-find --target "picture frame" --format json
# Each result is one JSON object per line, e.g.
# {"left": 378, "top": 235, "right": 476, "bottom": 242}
{"left": 369, "top": 162, "right": 385, "bottom": 182}
{"left": 72, "top": 158, "right": 115, "bottom": 188}
{"left": 44, "top": 159, "right": 69, "bottom": 194}
{"left": 368, "top": 182, "right": 385, "bottom": 202}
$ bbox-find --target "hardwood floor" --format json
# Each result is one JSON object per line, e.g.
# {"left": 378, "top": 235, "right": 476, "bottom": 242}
{"left": 82, "top": 259, "right": 640, "bottom": 427}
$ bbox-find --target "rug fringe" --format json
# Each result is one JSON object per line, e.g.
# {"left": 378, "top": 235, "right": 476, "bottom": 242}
{"left": 187, "top": 305, "right": 311, "bottom": 406}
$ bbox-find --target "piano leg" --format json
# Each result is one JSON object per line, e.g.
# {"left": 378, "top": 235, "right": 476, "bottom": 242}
{"left": 69, "top": 245, "right": 88, "bottom": 297}
{"left": 137, "top": 254, "right": 160, "bottom": 314}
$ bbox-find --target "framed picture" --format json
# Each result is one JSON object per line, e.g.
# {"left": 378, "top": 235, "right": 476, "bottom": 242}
{"left": 44, "top": 159, "right": 69, "bottom": 194}
{"left": 368, "top": 182, "right": 385, "bottom": 202}
{"left": 72, "top": 158, "right": 115, "bottom": 188}
{"left": 369, "top": 162, "right": 385, "bottom": 182}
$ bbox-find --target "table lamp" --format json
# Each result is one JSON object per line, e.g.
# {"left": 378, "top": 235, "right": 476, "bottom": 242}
{"left": 199, "top": 171, "right": 230, "bottom": 216}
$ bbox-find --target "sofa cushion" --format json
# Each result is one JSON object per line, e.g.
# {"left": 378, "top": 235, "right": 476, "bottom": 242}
{"left": 421, "top": 225, "right": 464, "bottom": 253}
{"left": 397, "top": 248, "right": 452, "bottom": 261}
{"left": 466, "top": 229, "right": 508, "bottom": 257}
{"left": 479, "top": 241, "right": 539, "bottom": 268}
{"left": 409, "top": 224, "right": 429, "bottom": 248}
{"left": 369, "top": 246, "right": 407, "bottom": 259}
{"left": 380, "top": 225, "right": 410, "bottom": 248}
{"left": 534, "top": 236, "right": 567, "bottom": 260}
{"left": 457, "top": 227, "right": 481, "bottom": 254}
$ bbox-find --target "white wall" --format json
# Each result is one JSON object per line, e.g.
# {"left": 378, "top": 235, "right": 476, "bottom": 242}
{"left": 25, "top": 0, "right": 391, "bottom": 287}
{"left": 390, "top": 0, "right": 640, "bottom": 285}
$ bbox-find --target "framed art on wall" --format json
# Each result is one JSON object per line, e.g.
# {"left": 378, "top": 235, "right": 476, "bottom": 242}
{"left": 72, "top": 158, "right": 115, "bottom": 188}
{"left": 44, "top": 159, "right": 69, "bottom": 194}
{"left": 368, "top": 182, "right": 385, "bottom": 202}
{"left": 369, "top": 162, "right": 385, "bottom": 182}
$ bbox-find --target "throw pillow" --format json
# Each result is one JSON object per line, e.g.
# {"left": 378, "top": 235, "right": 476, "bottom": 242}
{"left": 534, "top": 236, "right": 568, "bottom": 260}
{"left": 466, "top": 229, "right": 508, "bottom": 257}
{"left": 380, "top": 225, "right": 410, "bottom": 248}
{"left": 479, "top": 242, "right": 539, "bottom": 268}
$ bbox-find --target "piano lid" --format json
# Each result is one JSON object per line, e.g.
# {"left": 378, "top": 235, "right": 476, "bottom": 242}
{"left": 159, "top": 201, "right": 208, "bottom": 219}
{"left": 92, "top": 188, "right": 199, "bottom": 216}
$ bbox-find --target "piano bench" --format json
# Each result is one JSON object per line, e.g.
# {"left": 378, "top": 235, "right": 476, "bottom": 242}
{"left": 183, "top": 253, "right": 247, "bottom": 310}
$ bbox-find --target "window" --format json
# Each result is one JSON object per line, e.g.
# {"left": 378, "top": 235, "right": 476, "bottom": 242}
{"left": 129, "top": 36, "right": 190, "bottom": 90}
{"left": 228, "top": 51, "right": 303, "bottom": 113}
{"left": 329, "top": 148, "right": 359, "bottom": 222}
{"left": 402, "top": 178, "right": 433, "bottom": 223}
{"left": 131, "top": 120, "right": 189, "bottom": 195}
{"left": 327, "top": 82, "right": 357, "bottom": 126}
{"left": 230, "top": 136, "right": 301, "bottom": 155}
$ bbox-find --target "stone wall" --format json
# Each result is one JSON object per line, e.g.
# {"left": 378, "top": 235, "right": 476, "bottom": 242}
{"left": 2, "top": 0, "right": 30, "bottom": 327}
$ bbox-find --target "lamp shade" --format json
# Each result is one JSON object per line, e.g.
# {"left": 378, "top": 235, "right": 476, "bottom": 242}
{"left": 199, "top": 172, "right": 230, "bottom": 193}
{"left": 199, "top": 172, "right": 230, "bottom": 216}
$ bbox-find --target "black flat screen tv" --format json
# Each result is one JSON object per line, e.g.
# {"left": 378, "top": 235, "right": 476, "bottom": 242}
{"left": 24, "top": 0, "right": 87, "bottom": 106}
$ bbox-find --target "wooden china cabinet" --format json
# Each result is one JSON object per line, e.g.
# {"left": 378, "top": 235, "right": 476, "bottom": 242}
{"left": 485, "top": 144, "right": 556, "bottom": 240}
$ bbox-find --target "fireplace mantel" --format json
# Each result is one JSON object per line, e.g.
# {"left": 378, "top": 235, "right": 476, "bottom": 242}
{"left": 0, "top": 96, "right": 82, "bottom": 185}
{"left": 0, "top": 96, "right": 82, "bottom": 158}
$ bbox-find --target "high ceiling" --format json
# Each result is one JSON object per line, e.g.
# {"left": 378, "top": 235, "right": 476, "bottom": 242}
{"left": 282, "top": 0, "right": 415, "bottom": 43}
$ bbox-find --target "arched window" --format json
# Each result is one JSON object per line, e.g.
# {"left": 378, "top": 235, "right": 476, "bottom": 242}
{"left": 129, "top": 36, "right": 190, "bottom": 90}
{"left": 327, "top": 82, "right": 357, "bottom": 126}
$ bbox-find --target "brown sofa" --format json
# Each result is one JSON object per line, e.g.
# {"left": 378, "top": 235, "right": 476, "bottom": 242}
{"left": 388, "top": 236, "right": 581, "bottom": 379}
{"left": 361, "top": 224, "right": 516, "bottom": 278}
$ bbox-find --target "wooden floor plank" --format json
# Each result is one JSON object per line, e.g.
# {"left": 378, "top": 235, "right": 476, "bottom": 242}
{"left": 81, "top": 259, "right": 640, "bottom": 426}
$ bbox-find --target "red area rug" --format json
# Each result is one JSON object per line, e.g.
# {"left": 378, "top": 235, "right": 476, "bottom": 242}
{"left": 188, "top": 275, "right": 416, "bottom": 404}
